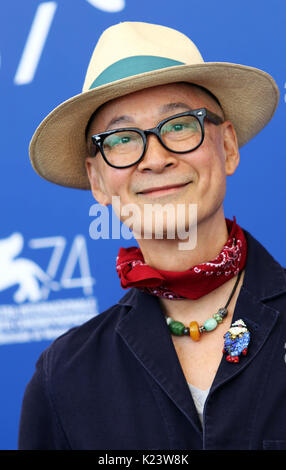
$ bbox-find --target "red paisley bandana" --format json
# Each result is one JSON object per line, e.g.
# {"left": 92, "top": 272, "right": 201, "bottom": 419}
{"left": 116, "top": 217, "right": 247, "bottom": 300}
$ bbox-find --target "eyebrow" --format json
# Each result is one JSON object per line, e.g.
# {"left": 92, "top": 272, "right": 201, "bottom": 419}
{"left": 105, "top": 115, "right": 135, "bottom": 130}
{"left": 104, "top": 102, "right": 193, "bottom": 131}
{"left": 158, "top": 102, "right": 192, "bottom": 113}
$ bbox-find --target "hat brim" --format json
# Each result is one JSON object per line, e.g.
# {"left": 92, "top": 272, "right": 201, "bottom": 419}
{"left": 29, "top": 62, "right": 279, "bottom": 189}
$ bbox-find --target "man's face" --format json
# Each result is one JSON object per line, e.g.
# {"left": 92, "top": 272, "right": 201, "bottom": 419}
{"left": 86, "top": 83, "right": 239, "bottom": 238}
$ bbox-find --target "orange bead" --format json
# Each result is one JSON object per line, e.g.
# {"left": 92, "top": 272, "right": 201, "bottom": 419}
{"left": 189, "top": 321, "right": 201, "bottom": 341}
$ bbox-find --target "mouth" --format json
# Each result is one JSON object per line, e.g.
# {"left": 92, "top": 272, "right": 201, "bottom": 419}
{"left": 137, "top": 181, "right": 192, "bottom": 197}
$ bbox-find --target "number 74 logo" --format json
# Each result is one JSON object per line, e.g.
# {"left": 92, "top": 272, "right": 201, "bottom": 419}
{"left": 0, "top": 233, "right": 94, "bottom": 304}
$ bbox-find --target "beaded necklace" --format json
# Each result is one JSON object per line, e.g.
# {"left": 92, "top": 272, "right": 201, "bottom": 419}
{"left": 165, "top": 270, "right": 242, "bottom": 341}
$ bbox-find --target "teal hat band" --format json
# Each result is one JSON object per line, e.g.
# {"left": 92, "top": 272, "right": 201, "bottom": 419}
{"left": 89, "top": 55, "right": 185, "bottom": 90}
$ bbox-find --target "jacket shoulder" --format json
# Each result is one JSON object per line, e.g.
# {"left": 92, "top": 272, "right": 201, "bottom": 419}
{"left": 18, "top": 296, "right": 134, "bottom": 449}
{"left": 41, "top": 298, "right": 129, "bottom": 370}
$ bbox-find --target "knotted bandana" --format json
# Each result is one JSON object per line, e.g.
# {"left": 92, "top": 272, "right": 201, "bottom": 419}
{"left": 116, "top": 217, "right": 247, "bottom": 300}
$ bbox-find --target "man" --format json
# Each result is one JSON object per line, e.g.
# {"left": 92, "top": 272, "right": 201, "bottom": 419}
{"left": 19, "top": 22, "right": 286, "bottom": 450}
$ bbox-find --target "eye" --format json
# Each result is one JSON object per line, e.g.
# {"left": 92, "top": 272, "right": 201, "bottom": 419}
{"left": 121, "top": 136, "right": 131, "bottom": 144}
{"left": 161, "top": 122, "right": 187, "bottom": 134}
{"left": 161, "top": 116, "right": 200, "bottom": 136}
{"left": 105, "top": 133, "right": 133, "bottom": 148}
{"left": 172, "top": 123, "right": 185, "bottom": 131}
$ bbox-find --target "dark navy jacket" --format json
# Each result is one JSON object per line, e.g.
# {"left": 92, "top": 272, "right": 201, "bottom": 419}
{"left": 18, "top": 229, "right": 286, "bottom": 450}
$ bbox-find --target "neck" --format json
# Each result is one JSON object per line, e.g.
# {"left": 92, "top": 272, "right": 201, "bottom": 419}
{"left": 135, "top": 208, "right": 229, "bottom": 271}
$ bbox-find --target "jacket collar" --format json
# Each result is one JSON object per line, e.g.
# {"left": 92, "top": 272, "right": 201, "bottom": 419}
{"left": 242, "top": 228, "right": 286, "bottom": 301}
{"left": 115, "top": 229, "right": 286, "bottom": 434}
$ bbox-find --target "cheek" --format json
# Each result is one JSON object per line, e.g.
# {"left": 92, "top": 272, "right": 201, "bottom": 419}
{"left": 189, "top": 136, "right": 227, "bottom": 196}
{"left": 100, "top": 166, "right": 131, "bottom": 198}
{"left": 203, "top": 129, "right": 226, "bottom": 176}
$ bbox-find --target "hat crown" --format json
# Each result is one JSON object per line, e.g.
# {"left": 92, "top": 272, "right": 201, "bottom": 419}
{"left": 83, "top": 22, "right": 204, "bottom": 91}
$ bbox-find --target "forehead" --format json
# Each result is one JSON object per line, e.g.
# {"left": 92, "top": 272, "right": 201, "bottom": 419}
{"left": 87, "top": 82, "right": 221, "bottom": 134}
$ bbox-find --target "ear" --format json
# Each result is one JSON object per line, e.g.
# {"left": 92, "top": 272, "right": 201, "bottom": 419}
{"left": 222, "top": 121, "right": 240, "bottom": 175}
{"left": 85, "top": 157, "right": 111, "bottom": 206}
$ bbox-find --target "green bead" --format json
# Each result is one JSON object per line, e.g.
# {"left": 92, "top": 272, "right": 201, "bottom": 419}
{"left": 213, "top": 313, "right": 223, "bottom": 323}
{"left": 169, "top": 320, "right": 185, "bottom": 336}
{"left": 203, "top": 318, "right": 218, "bottom": 331}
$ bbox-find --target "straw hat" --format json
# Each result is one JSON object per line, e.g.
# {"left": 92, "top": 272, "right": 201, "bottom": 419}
{"left": 29, "top": 21, "right": 279, "bottom": 189}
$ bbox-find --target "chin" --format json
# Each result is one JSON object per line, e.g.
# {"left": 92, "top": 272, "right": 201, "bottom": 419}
{"left": 138, "top": 209, "right": 198, "bottom": 242}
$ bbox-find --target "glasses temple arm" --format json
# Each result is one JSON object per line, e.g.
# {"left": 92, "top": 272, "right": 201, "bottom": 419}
{"left": 205, "top": 109, "right": 224, "bottom": 125}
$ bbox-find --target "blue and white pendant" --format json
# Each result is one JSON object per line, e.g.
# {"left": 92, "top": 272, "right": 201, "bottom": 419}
{"left": 223, "top": 319, "right": 250, "bottom": 363}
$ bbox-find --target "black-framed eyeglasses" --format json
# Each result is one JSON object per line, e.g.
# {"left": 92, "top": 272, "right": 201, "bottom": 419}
{"left": 90, "top": 108, "right": 224, "bottom": 169}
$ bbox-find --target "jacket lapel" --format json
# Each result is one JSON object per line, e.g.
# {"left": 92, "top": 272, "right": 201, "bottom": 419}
{"left": 116, "top": 288, "right": 203, "bottom": 435}
{"left": 211, "top": 228, "right": 286, "bottom": 391}
{"left": 211, "top": 286, "right": 280, "bottom": 391}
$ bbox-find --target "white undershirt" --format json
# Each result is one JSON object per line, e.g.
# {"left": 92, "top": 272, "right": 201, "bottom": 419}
{"left": 188, "top": 383, "right": 210, "bottom": 426}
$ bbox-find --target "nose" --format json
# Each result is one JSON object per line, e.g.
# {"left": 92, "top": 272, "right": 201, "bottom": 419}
{"left": 137, "top": 133, "right": 178, "bottom": 173}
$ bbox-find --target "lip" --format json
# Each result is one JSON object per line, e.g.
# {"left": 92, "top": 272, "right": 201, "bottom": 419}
{"left": 137, "top": 181, "right": 192, "bottom": 197}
